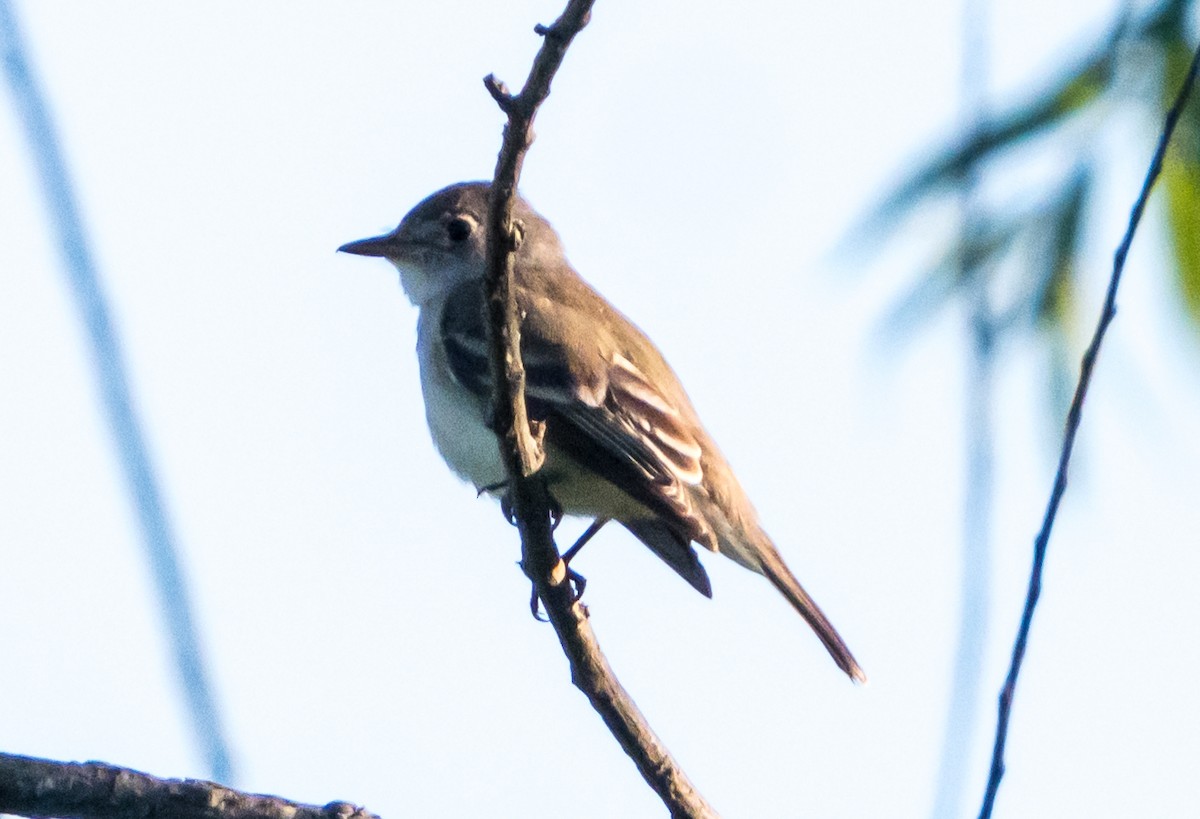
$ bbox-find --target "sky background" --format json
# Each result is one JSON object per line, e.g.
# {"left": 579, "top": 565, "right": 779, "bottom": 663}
{"left": 2, "top": 2, "right": 1198, "bottom": 817}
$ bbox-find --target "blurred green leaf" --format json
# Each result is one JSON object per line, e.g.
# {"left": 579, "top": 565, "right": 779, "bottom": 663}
{"left": 1161, "top": 131, "right": 1200, "bottom": 324}
{"left": 1144, "top": 0, "right": 1190, "bottom": 46}
{"left": 853, "top": 0, "right": 1200, "bottom": 365}
{"left": 1160, "top": 33, "right": 1200, "bottom": 327}
{"left": 878, "top": 216, "right": 1025, "bottom": 340}
{"left": 861, "top": 45, "right": 1114, "bottom": 240}
{"left": 1033, "top": 166, "right": 1090, "bottom": 334}
{"left": 1031, "top": 167, "right": 1090, "bottom": 419}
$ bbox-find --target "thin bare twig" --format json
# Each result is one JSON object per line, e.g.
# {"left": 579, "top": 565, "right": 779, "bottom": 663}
{"left": 480, "top": 3, "right": 718, "bottom": 817}
{"left": 0, "top": 752, "right": 376, "bottom": 819}
{"left": 977, "top": 40, "right": 1200, "bottom": 819}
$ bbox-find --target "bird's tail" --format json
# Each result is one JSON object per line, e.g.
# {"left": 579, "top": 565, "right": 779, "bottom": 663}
{"left": 725, "top": 525, "right": 866, "bottom": 683}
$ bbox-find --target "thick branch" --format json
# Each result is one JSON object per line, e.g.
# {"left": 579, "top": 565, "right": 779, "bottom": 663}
{"left": 976, "top": 40, "right": 1200, "bottom": 819}
{"left": 0, "top": 752, "right": 378, "bottom": 819}
{"left": 480, "top": 3, "right": 717, "bottom": 817}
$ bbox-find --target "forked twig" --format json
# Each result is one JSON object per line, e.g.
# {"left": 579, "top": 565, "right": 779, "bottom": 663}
{"left": 480, "top": 2, "right": 718, "bottom": 816}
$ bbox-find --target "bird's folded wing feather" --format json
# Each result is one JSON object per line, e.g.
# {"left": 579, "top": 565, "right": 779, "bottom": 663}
{"left": 439, "top": 280, "right": 710, "bottom": 545}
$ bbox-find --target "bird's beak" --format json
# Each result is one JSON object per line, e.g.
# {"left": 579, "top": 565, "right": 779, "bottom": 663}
{"left": 337, "top": 231, "right": 400, "bottom": 258}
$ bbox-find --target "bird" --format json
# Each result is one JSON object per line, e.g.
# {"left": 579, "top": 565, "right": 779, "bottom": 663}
{"left": 339, "top": 181, "right": 864, "bottom": 682}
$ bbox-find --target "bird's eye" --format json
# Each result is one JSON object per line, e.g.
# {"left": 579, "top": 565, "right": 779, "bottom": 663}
{"left": 446, "top": 217, "right": 473, "bottom": 242}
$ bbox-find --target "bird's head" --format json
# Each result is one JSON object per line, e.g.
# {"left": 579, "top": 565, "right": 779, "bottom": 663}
{"left": 338, "top": 181, "right": 564, "bottom": 306}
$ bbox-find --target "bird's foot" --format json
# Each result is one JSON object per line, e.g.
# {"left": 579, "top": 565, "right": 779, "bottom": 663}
{"left": 499, "top": 494, "right": 516, "bottom": 526}
{"left": 525, "top": 559, "right": 588, "bottom": 621}
{"left": 523, "top": 520, "right": 608, "bottom": 619}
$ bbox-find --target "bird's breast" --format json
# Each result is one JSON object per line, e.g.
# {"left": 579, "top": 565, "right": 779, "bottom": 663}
{"left": 414, "top": 302, "right": 658, "bottom": 523}
{"left": 416, "top": 307, "right": 507, "bottom": 490}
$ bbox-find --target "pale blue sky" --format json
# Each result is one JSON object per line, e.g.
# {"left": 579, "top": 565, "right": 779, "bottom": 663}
{"left": 2, "top": 2, "right": 1198, "bottom": 817}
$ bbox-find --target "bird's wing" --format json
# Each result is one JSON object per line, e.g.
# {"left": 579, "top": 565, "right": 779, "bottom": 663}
{"left": 439, "top": 279, "right": 716, "bottom": 562}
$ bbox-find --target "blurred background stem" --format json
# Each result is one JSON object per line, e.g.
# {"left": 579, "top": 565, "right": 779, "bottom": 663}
{"left": 0, "top": 0, "right": 234, "bottom": 784}
{"left": 929, "top": 0, "right": 993, "bottom": 815}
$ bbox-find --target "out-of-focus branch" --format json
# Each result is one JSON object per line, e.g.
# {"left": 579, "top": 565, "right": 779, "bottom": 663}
{"left": 930, "top": 2, "right": 993, "bottom": 819}
{"left": 0, "top": 752, "right": 377, "bottom": 819}
{"left": 977, "top": 39, "right": 1200, "bottom": 819}
{"left": 479, "top": 3, "right": 718, "bottom": 817}
{"left": 0, "top": 1, "right": 233, "bottom": 783}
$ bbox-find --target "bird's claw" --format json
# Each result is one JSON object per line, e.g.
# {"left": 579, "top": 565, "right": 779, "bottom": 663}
{"left": 567, "top": 566, "right": 586, "bottom": 599}
{"left": 500, "top": 494, "right": 517, "bottom": 526}
{"left": 529, "top": 584, "right": 549, "bottom": 621}
{"left": 525, "top": 560, "right": 588, "bottom": 621}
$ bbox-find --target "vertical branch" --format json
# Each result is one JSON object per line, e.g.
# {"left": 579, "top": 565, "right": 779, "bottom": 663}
{"left": 480, "top": 2, "right": 717, "bottom": 815}
{"left": 480, "top": 0, "right": 586, "bottom": 615}
{"left": 931, "top": 1, "right": 993, "bottom": 817}
{"left": 0, "top": 1, "right": 234, "bottom": 783}
{"left": 976, "top": 40, "right": 1200, "bottom": 819}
